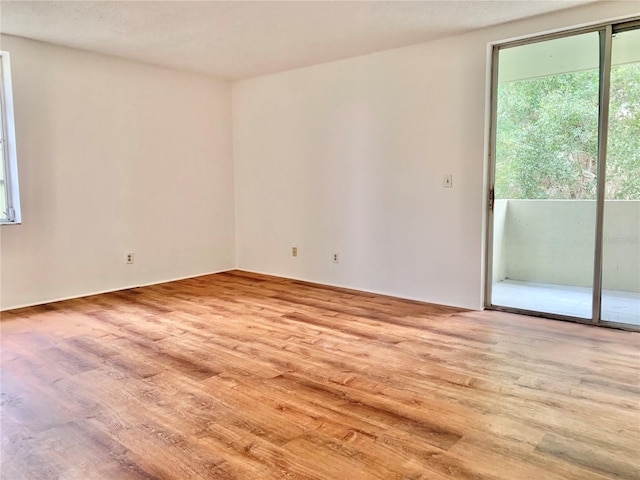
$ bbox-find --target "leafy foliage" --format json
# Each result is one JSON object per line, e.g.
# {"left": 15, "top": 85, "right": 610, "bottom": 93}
{"left": 495, "top": 63, "right": 640, "bottom": 200}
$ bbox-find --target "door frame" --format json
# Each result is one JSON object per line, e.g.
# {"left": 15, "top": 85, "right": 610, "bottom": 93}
{"left": 484, "top": 17, "right": 640, "bottom": 331}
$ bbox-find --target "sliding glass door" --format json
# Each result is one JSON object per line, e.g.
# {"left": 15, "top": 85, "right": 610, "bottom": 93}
{"left": 601, "top": 26, "right": 640, "bottom": 326}
{"left": 487, "top": 20, "right": 640, "bottom": 328}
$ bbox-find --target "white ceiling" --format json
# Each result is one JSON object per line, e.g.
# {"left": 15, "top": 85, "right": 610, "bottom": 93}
{"left": 0, "top": 0, "right": 597, "bottom": 80}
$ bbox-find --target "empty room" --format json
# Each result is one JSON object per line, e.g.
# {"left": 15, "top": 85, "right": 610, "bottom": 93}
{"left": 1, "top": 1, "right": 639, "bottom": 479}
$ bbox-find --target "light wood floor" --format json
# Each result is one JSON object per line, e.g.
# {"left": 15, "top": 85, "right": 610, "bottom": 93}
{"left": 1, "top": 271, "right": 639, "bottom": 479}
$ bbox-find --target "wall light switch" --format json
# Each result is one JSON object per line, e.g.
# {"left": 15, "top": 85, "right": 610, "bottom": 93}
{"left": 443, "top": 174, "right": 453, "bottom": 188}
{"left": 292, "top": 247, "right": 298, "bottom": 257}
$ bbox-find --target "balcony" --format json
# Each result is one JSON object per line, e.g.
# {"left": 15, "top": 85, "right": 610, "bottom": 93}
{"left": 491, "top": 199, "right": 640, "bottom": 326}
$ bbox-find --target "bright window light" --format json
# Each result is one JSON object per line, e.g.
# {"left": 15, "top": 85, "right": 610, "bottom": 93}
{"left": 0, "top": 51, "right": 21, "bottom": 224}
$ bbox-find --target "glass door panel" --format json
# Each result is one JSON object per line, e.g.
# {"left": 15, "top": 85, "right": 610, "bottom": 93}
{"left": 491, "top": 32, "right": 601, "bottom": 319}
{"left": 601, "top": 27, "right": 640, "bottom": 326}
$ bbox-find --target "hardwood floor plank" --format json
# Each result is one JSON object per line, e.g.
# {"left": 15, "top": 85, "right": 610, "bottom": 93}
{"left": 447, "top": 433, "right": 612, "bottom": 480}
{"left": 535, "top": 432, "right": 640, "bottom": 479}
{"left": 2, "top": 270, "right": 639, "bottom": 479}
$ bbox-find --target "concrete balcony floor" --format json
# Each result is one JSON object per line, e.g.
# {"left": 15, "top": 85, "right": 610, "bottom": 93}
{"left": 492, "top": 279, "right": 640, "bottom": 327}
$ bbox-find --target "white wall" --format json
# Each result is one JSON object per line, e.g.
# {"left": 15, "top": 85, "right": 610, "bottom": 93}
{"left": 502, "top": 200, "right": 640, "bottom": 292}
{"left": 492, "top": 200, "right": 508, "bottom": 283}
{"left": 0, "top": 35, "right": 235, "bottom": 310}
{"left": 233, "top": 1, "right": 639, "bottom": 310}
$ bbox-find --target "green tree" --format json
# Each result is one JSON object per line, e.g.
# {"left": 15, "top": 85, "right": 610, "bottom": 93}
{"left": 495, "top": 63, "right": 640, "bottom": 200}
{"left": 607, "top": 63, "right": 640, "bottom": 199}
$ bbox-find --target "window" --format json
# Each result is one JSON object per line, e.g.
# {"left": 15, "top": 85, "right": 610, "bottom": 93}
{"left": 486, "top": 18, "right": 640, "bottom": 328}
{"left": 0, "top": 51, "right": 21, "bottom": 224}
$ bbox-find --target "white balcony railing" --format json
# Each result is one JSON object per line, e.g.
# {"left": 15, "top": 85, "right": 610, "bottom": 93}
{"left": 493, "top": 199, "right": 640, "bottom": 293}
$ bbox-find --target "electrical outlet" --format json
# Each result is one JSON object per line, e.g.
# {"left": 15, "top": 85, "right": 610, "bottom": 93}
{"left": 443, "top": 174, "right": 453, "bottom": 188}
{"left": 292, "top": 246, "right": 298, "bottom": 257}
{"left": 126, "top": 253, "right": 134, "bottom": 264}
{"left": 332, "top": 253, "right": 339, "bottom": 264}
